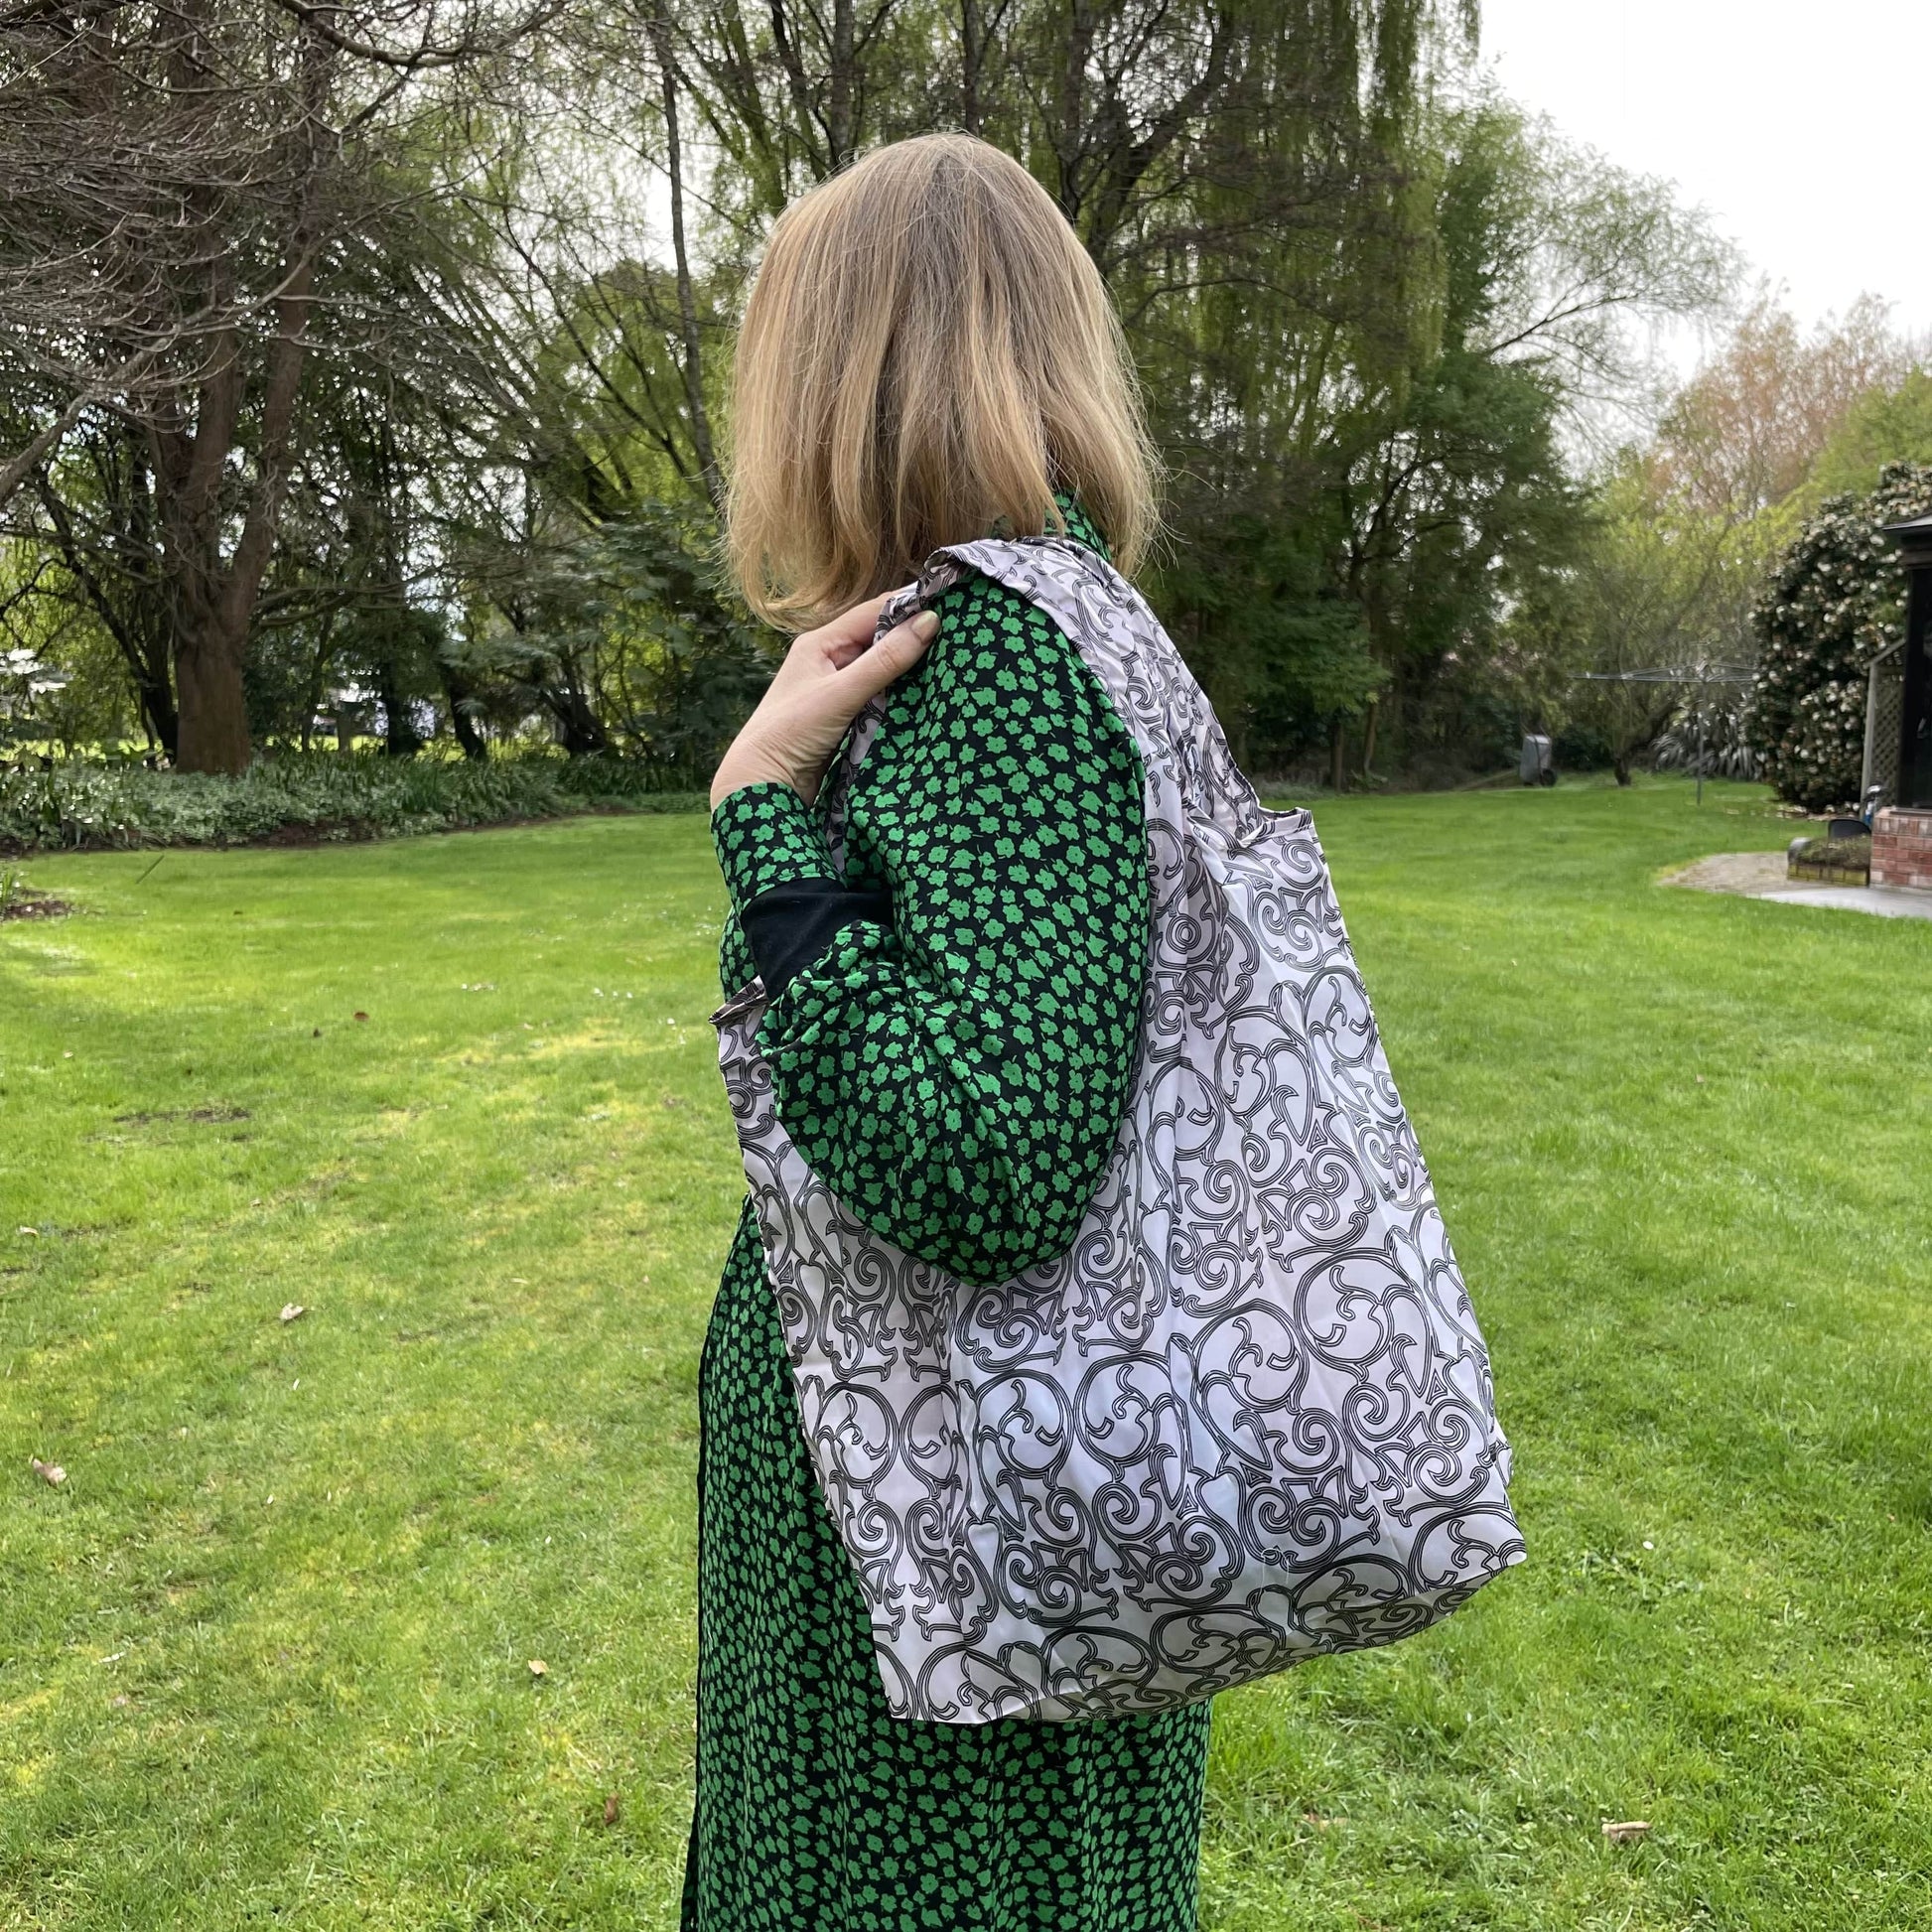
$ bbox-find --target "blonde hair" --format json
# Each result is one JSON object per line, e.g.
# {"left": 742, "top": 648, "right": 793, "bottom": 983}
{"left": 727, "top": 134, "right": 1156, "bottom": 629}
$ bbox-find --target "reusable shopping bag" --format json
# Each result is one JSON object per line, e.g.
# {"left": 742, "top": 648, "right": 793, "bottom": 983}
{"left": 712, "top": 536, "right": 1523, "bottom": 1724}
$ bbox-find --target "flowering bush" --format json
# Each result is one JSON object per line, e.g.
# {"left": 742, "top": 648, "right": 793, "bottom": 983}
{"left": 1745, "top": 462, "right": 1932, "bottom": 811}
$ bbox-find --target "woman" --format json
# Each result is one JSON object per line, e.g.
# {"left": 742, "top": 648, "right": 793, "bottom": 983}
{"left": 690, "top": 135, "right": 1208, "bottom": 1930}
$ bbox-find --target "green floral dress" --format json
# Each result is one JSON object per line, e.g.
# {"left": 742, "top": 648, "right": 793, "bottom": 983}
{"left": 686, "top": 506, "right": 1212, "bottom": 1932}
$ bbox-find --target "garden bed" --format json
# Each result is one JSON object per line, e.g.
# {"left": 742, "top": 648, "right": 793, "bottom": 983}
{"left": 1787, "top": 833, "right": 1870, "bottom": 885}
{"left": 0, "top": 755, "right": 707, "bottom": 854}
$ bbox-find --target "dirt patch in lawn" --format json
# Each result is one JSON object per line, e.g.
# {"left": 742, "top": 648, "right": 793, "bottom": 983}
{"left": 114, "top": 1105, "right": 253, "bottom": 1126}
{"left": 1661, "top": 851, "right": 1788, "bottom": 896}
{"left": 0, "top": 894, "right": 73, "bottom": 921}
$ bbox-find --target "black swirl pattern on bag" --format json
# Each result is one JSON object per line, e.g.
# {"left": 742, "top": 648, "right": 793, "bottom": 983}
{"left": 712, "top": 538, "right": 1523, "bottom": 1724}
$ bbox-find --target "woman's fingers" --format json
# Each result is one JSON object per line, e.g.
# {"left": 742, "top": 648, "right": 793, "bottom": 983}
{"left": 809, "top": 592, "right": 896, "bottom": 657}
{"left": 710, "top": 604, "right": 937, "bottom": 807}
{"left": 838, "top": 610, "right": 938, "bottom": 702}
{"left": 815, "top": 594, "right": 910, "bottom": 670}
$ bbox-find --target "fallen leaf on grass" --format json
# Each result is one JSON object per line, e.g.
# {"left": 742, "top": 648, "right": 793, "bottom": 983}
{"left": 30, "top": 1456, "right": 66, "bottom": 1486}
{"left": 603, "top": 1792, "right": 621, "bottom": 1827}
{"left": 528, "top": 1659, "right": 547, "bottom": 1678}
{"left": 280, "top": 1303, "right": 307, "bottom": 1323}
{"left": 353, "top": 1011, "right": 368, "bottom": 1022}
{"left": 1601, "top": 1821, "right": 1652, "bottom": 1844}
{"left": 17, "top": 1226, "right": 38, "bottom": 1237}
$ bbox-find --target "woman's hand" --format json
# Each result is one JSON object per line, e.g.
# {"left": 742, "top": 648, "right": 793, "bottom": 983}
{"left": 710, "top": 594, "right": 939, "bottom": 810}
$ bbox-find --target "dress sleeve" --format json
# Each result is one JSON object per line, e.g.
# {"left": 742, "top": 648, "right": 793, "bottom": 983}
{"left": 711, "top": 782, "right": 892, "bottom": 1001}
{"left": 749, "top": 572, "right": 1150, "bottom": 1289}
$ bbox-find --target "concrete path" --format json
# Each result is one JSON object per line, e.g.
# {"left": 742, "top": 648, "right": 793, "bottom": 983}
{"left": 1665, "top": 851, "right": 1932, "bottom": 921}
{"left": 1754, "top": 884, "right": 1932, "bottom": 919}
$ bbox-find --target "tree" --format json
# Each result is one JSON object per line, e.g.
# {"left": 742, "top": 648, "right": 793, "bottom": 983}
{"left": 1151, "top": 96, "right": 1730, "bottom": 775}
{"left": 1804, "top": 368, "right": 1932, "bottom": 505}
{"left": 426, "top": 0, "right": 1505, "bottom": 779}
{"left": 1559, "top": 460, "right": 1749, "bottom": 784}
{"left": 17, "top": 418, "right": 181, "bottom": 756}
{"left": 1656, "top": 295, "right": 1913, "bottom": 526}
{"left": 0, "top": 0, "right": 559, "bottom": 770}
{"left": 1531, "top": 298, "right": 1922, "bottom": 790}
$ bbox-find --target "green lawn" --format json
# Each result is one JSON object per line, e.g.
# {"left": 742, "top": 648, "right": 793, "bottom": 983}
{"left": 4, "top": 778, "right": 1929, "bottom": 1930}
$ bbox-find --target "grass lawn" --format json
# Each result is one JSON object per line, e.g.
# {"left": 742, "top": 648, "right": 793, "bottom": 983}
{"left": 4, "top": 777, "right": 1930, "bottom": 1930}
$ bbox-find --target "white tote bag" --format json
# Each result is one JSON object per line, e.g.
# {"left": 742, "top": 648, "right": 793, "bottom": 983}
{"left": 713, "top": 536, "right": 1523, "bottom": 1725}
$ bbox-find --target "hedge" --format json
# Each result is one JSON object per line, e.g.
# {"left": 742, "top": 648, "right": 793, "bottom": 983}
{"left": 0, "top": 755, "right": 708, "bottom": 854}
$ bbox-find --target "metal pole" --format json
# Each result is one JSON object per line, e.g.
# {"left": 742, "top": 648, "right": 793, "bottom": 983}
{"left": 1696, "top": 674, "right": 1706, "bottom": 809}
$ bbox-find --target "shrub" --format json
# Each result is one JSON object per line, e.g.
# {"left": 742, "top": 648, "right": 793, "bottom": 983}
{"left": 1788, "top": 833, "right": 1870, "bottom": 871}
{"left": 0, "top": 753, "right": 707, "bottom": 853}
{"left": 1745, "top": 462, "right": 1932, "bottom": 811}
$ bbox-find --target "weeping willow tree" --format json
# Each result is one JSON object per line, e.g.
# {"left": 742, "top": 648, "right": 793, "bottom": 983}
{"left": 1074, "top": 0, "right": 1466, "bottom": 770}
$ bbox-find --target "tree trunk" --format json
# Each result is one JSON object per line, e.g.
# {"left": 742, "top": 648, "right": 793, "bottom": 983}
{"left": 1613, "top": 754, "right": 1632, "bottom": 787}
{"left": 647, "top": 3, "right": 722, "bottom": 510}
{"left": 1329, "top": 717, "right": 1346, "bottom": 795}
{"left": 961, "top": 0, "right": 981, "bottom": 133}
{"left": 299, "top": 608, "right": 339, "bottom": 754}
{"left": 382, "top": 697, "right": 423, "bottom": 758}
{"left": 451, "top": 701, "right": 488, "bottom": 760}
{"left": 175, "top": 623, "right": 252, "bottom": 773}
{"left": 438, "top": 656, "right": 487, "bottom": 760}
{"left": 150, "top": 186, "right": 319, "bottom": 776}
{"left": 377, "top": 645, "right": 422, "bottom": 757}
{"left": 826, "top": 0, "right": 857, "bottom": 170}
{"left": 1360, "top": 696, "right": 1379, "bottom": 779}
{"left": 137, "top": 670, "right": 179, "bottom": 761}
{"left": 549, "top": 683, "right": 612, "bottom": 756}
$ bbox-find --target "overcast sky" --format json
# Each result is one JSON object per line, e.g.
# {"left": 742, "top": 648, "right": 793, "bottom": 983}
{"left": 1478, "top": 0, "right": 1930, "bottom": 349}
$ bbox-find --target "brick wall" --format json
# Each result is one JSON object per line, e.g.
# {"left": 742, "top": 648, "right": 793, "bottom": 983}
{"left": 1871, "top": 807, "right": 1932, "bottom": 890}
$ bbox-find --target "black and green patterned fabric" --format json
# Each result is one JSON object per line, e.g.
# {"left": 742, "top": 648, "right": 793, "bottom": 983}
{"left": 686, "top": 507, "right": 1212, "bottom": 1929}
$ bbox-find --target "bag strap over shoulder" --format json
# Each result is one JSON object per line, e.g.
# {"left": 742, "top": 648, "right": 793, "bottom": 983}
{"left": 820, "top": 533, "right": 1124, "bottom": 867}
{"left": 816, "top": 553, "right": 971, "bottom": 872}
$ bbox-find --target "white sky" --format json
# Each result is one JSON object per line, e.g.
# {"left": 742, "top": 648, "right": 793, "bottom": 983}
{"left": 1478, "top": 0, "right": 1932, "bottom": 348}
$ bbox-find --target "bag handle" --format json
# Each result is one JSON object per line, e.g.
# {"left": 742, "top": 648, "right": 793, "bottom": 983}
{"left": 816, "top": 558, "right": 967, "bottom": 874}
